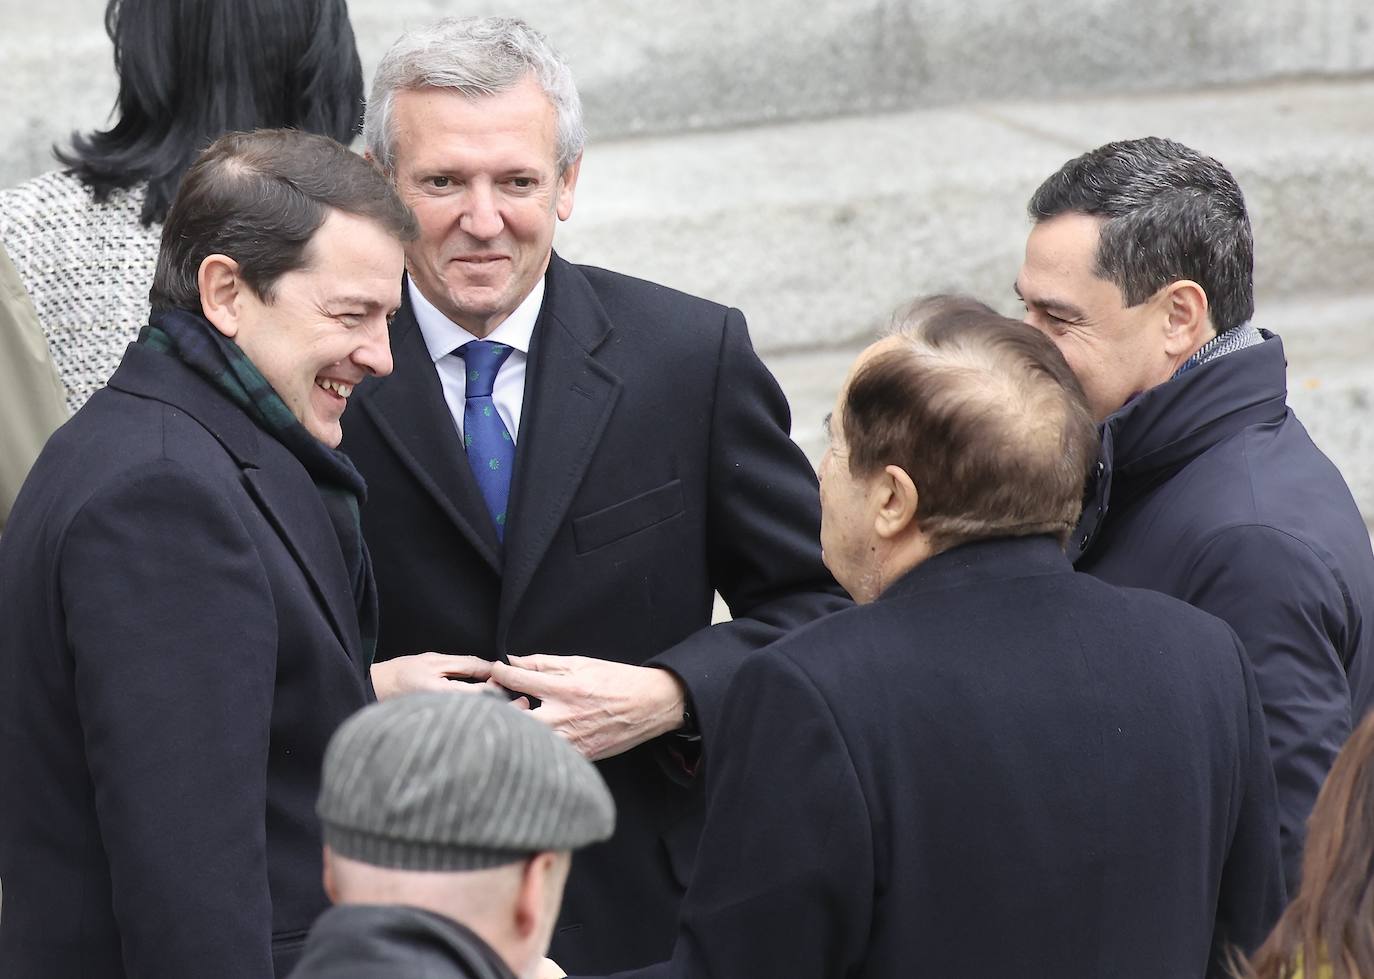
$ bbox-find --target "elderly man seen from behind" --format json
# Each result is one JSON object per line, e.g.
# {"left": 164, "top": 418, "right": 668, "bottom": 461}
{"left": 289, "top": 692, "right": 614, "bottom": 979}
{"left": 598, "top": 297, "right": 1284, "bottom": 979}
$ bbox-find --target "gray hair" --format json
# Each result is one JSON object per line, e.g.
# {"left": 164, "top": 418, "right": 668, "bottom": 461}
{"left": 364, "top": 16, "right": 585, "bottom": 176}
{"left": 1027, "top": 136, "right": 1254, "bottom": 335}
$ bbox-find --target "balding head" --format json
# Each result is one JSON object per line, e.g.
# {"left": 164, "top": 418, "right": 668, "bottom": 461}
{"left": 820, "top": 296, "right": 1097, "bottom": 601}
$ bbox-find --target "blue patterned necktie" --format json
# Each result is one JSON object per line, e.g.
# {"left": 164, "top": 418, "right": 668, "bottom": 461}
{"left": 456, "top": 340, "right": 515, "bottom": 540}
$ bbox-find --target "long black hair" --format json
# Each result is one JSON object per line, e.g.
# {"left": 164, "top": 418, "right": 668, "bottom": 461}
{"left": 57, "top": 0, "right": 365, "bottom": 226}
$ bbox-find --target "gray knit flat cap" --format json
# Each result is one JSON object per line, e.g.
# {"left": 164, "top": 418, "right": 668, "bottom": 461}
{"left": 317, "top": 691, "right": 615, "bottom": 871}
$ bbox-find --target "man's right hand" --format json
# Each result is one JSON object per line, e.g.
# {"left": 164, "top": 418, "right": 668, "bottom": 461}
{"left": 369, "top": 652, "right": 497, "bottom": 700}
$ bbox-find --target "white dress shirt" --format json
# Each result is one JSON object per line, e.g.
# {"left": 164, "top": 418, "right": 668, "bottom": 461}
{"left": 410, "top": 276, "right": 545, "bottom": 444}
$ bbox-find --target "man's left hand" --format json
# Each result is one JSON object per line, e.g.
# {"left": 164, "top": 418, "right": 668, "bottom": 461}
{"left": 489, "top": 655, "right": 686, "bottom": 761}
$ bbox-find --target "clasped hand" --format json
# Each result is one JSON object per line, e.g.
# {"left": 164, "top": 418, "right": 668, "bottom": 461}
{"left": 370, "top": 652, "right": 686, "bottom": 762}
{"left": 491, "top": 655, "right": 686, "bottom": 761}
{"left": 369, "top": 652, "right": 502, "bottom": 701}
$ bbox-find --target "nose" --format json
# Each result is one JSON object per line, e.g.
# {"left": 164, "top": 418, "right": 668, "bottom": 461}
{"left": 459, "top": 183, "right": 503, "bottom": 241}
{"left": 353, "top": 321, "right": 394, "bottom": 379}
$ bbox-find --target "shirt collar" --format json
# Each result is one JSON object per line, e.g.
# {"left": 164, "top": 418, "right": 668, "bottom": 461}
{"left": 410, "top": 273, "right": 545, "bottom": 363}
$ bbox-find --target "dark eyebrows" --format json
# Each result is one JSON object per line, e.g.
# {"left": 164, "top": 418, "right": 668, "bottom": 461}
{"left": 328, "top": 295, "right": 388, "bottom": 311}
{"left": 326, "top": 295, "right": 402, "bottom": 321}
{"left": 1014, "top": 280, "right": 1087, "bottom": 322}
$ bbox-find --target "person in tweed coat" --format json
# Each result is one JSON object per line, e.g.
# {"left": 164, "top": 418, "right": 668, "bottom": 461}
{"left": 0, "top": 0, "right": 366, "bottom": 494}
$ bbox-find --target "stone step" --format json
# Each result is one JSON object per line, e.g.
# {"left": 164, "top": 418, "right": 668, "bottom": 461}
{"left": 6, "top": 1, "right": 1374, "bottom": 187}
{"left": 482, "top": 0, "right": 1374, "bottom": 140}
{"left": 556, "top": 77, "right": 1374, "bottom": 355}
{"left": 761, "top": 291, "right": 1374, "bottom": 528}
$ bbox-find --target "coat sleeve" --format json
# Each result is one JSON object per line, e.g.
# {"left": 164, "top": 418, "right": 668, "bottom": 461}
{"left": 645, "top": 308, "right": 850, "bottom": 741}
{"left": 0, "top": 242, "right": 67, "bottom": 529}
{"left": 605, "top": 649, "right": 874, "bottom": 979}
{"left": 60, "top": 461, "right": 279, "bottom": 979}
{"left": 1209, "top": 630, "right": 1287, "bottom": 977}
{"left": 1182, "top": 524, "right": 1354, "bottom": 892}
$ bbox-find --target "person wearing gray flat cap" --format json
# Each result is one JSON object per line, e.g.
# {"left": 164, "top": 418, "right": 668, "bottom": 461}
{"left": 289, "top": 691, "right": 616, "bottom": 979}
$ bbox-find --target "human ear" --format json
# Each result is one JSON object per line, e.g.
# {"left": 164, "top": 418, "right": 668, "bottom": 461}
{"left": 197, "top": 254, "right": 244, "bottom": 338}
{"left": 513, "top": 852, "right": 561, "bottom": 940}
{"left": 1160, "top": 280, "right": 1211, "bottom": 359}
{"left": 555, "top": 154, "right": 582, "bottom": 221}
{"left": 321, "top": 846, "right": 339, "bottom": 903}
{"left": 873, "top": 466, "right": 918, "bottom": 540}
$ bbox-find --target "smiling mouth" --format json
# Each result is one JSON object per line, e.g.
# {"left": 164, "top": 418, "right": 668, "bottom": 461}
{"left": 453, "top": 254, "right": 507, "bottom": 265}
{"left": 316, "top": 378, "right": 353, "bottom": 400}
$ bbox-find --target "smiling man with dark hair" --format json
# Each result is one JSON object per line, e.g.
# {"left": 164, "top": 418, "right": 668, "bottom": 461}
{"left": 0, "top": 129, "right": 416, "bottom": 979}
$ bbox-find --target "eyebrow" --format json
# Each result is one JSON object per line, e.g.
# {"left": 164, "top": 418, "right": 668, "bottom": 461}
{"left": 327, "top": 296, "right": 390, "bottom": 311}
{"left": 1013, "top": 281, "right": 1087, "bottom": 322}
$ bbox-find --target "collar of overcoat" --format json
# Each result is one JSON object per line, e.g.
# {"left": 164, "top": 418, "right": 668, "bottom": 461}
{"left": 1071, "top": 330, "right": 1290, "bottom": 560}
{"left": 879, "top": 534, "right": 1074, "bottom": 602}
{"left": 107, "top": 341, "right": 367, "bottom": 672}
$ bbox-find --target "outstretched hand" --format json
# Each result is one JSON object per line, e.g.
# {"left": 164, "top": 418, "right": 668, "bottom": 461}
{"left": 489, "top": 655, "right": 686, "bottom": 761}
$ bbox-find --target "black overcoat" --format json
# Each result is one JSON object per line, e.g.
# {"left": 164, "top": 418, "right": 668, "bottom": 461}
{"left": 613, "top": 537, "right": 1284, "bottom": 979}
{"left": 1074, "top": 332, "right": 1374, "bottom": 889}
{"left": 340, "top": 254, "right": 847, "bottom": 973}
{"left": 0, "top": 343, "right": 373, "bottom": 978}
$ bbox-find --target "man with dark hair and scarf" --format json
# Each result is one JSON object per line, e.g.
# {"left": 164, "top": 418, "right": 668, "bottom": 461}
{"left": 0, "top": 129, "right": 434, "bottom": 979}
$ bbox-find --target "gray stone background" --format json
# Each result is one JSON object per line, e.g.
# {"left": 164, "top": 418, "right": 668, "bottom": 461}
{"left": 3, "top": 0, "right": 1372, "bottom": 525}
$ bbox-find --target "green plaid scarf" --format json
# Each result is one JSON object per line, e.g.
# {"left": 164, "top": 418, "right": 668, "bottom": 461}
{"left": 140, "top": 308, "right": 378, "bottom": 664}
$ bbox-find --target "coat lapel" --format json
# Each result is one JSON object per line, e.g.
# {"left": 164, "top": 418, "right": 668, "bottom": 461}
{"left": 497, "top": 257, "right": 622, "bottom": 638}
{"left": 109, "top": 343, "right": 365, "bottom": 671}
{"left": 243, "top": 465, "right": 366, "bottom": 671}
{"left": 356, "top": 293, "right": 503, "bottom": 572}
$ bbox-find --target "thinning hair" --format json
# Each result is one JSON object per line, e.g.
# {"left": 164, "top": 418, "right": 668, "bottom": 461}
{"left": 842, "top": 295, "right": 1099, "bottom": 551}
{"left": 1028, "top": 136, "right": 1254, "bottom": 335}
{"left": 1236, "top": 709, "right": 1374, "bottom": 979}
{"left": 149, "top": 129, "right": 417, "bottom": 314}
{"left": 58, "top": 0, "right": 365, "bottom": 227}
{"left": 364, "top": 16, "right": 585, "bottom": 176}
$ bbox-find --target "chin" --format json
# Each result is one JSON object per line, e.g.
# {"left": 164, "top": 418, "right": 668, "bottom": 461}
{"left": 307, "top": 421, "right": 343, "bottom": 448}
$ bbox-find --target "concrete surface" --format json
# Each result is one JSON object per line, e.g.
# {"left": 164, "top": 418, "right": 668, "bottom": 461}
{"left": 5, "top": 0, "right": 1374, "bottom": 187}
{"left": 1, "top": 1, "right": 1370, "bottom": 522}
{"left": 557, "top": 78, "right": 1374, "bottom": 352}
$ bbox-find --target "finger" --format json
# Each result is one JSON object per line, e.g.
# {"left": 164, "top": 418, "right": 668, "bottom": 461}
{"left": 523, "top": 700, "right": 572, "bottom": 731}
{"left": 490, "top": 661, "right": 569, "bottom": 698}
{"left": 420, "top": 673, "right": 488, "bottom": 694}
{"left": 506, "top": 653, "right": 571, "bottom": 674}
{"left": 433, "top": 656, "right": 493, "bottom": 680}
{"left": 441, "top": 678, "right": 494, "bottom": 694}
{"left": 509, "top": 696, "right": 532, "bottom": 710}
